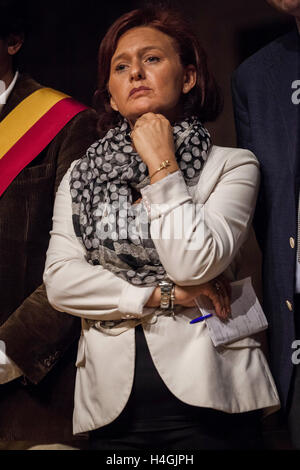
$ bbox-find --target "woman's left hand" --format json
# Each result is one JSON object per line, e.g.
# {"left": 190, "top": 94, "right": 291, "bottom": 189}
{"left": 131, "top": 113, "right": 179, "bottom": 176}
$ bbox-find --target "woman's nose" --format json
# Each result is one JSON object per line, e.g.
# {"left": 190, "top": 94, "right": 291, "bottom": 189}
{"left": 130, "top": 62, "right": 145, "bottom": 81}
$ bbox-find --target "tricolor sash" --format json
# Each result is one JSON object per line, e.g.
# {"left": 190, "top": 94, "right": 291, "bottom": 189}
{"left": 0, "top": 88, "right": 88, "bottom": 197}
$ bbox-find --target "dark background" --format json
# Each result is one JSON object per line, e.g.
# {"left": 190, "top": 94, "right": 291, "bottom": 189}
{"left": 19, "top": 0, "right": 295, "bottom": 146}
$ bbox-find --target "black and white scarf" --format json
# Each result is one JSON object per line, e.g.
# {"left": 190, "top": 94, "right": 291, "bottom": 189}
{"left": 70, "top": 116, "right": 211, "bottom": 288}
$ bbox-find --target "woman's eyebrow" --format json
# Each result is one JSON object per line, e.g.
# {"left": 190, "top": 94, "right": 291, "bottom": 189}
{"left": 111, "top": 46, "right": 164, "bottom": 65}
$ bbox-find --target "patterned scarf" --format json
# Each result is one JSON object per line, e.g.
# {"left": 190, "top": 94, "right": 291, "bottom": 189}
{"left": 70, "top": 116, "right": 211, "bottom": 288}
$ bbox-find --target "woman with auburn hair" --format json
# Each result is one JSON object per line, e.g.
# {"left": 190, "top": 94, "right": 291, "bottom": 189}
{"left": 94, "top": 6, "right": 221, "bottom": 134}
{"left": 44, "top": 6, "right": 279, "bottom": 449}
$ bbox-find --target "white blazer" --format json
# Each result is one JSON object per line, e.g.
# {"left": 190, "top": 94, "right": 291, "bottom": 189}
{"left": 44, "top": 145, "right": 280, "bottom": 434}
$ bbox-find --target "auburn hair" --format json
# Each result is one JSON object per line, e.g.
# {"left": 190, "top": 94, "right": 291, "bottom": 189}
{"left": 94, "top": 6, "right": 222, "bottom": 135}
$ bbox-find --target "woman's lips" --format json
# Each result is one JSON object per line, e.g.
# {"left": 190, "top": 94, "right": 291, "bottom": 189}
{"left": 129, "top": 87, "right": 151, "bottom": 97}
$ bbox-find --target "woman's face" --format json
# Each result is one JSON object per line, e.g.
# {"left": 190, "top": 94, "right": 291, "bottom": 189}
{"left": 108, "top": 26, "right": 196, "bottom": 126}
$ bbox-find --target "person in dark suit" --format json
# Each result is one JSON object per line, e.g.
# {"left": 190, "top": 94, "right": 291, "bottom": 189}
{"left": 232, "top": 0, "right": 300, "bottom": 449}
{"left": 0, "top": 1, "right": 99, "bottom": 446}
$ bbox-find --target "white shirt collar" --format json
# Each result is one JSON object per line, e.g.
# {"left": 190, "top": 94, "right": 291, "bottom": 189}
{"left": 0, "top": 70, "right": 19, "bottom": 115}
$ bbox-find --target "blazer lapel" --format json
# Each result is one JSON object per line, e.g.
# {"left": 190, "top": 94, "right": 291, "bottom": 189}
{"left": 267, "top": 28, "right": 300, "bottom": 177}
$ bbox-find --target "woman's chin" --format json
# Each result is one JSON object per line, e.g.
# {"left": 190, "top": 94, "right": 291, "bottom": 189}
{"left": 125, "top": 104, "right": 181, "bottom": 124}
{"left": 127, "top": 105, "right": 162, "bottom": 122}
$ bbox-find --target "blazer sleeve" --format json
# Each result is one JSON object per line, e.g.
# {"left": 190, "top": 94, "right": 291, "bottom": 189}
{"left": 140, "top": 148, "right": 260, "bottom": 285}
{"left": 231, "top": 70, "right": 265, "bottom": 249}
{"left": 231, "top": 71, "right": 253, "bottom": 151}
{"left": 44, "top": 163, "right": 155, "bottom": 320}
{"left": 0, "top": 109, "right": 101, "bottom": 384}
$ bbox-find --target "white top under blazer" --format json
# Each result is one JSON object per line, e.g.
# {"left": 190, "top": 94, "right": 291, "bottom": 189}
{"left": 44, "top": 145, "right": 280, "bottom": 434}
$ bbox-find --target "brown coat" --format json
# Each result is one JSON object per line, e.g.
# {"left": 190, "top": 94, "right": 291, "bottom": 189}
{"left": 0, "top": 74, "right": 99, "bottom": 441}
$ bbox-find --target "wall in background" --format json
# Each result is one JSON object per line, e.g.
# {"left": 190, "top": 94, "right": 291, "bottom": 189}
{"left": 20, "top": 0, "right": 294, "bottom": 146}
{"left": 179, "top": 0, "right": 293, "bottom": 145}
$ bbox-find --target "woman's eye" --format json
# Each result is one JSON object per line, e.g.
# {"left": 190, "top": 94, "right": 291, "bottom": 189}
{"left": 146, "top": 56, "right": 160, "bottom": 63}
{"left": 115, "top": 64, "right": 127, "bottom": 72}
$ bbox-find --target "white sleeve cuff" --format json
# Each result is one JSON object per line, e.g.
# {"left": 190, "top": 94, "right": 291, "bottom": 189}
{"left": 0, "top": 345, "right": 22, "bottom": 384}
{"left": 141, "top": 171, "right": 192, "bottom": 220}
{"left": 118, "top": 284, "right": 156, "bottom": 317}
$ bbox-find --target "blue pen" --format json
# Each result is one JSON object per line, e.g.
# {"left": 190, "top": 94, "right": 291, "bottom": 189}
{"left": 190, "top": 313, "right": 213, "bottom": 324}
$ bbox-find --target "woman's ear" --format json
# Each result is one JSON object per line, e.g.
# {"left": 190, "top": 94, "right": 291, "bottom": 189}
{"left": 7, "top": 34, "right": 24, "bottom": 56}
{"left": 182, "top": 65, "right": 197, "bottom": 94}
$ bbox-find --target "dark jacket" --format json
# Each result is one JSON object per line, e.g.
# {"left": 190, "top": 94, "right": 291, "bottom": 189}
{"left": 232, "top": 28, "right": 300, "bottom": 409}
{"left": 0, "top": 74, "right": 99, "bottom": 441}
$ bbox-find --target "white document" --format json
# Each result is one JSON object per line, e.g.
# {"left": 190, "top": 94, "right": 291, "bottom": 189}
{"left": 195, "top": 277, "right": 268, "bottom": 347}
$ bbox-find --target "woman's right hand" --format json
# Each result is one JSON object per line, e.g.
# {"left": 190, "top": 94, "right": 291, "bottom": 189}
{"left": 175, "top": 275, "right": 231, "bottom": 321}
{"left": 146, "top": 275, "right": 231, "bottom": 321}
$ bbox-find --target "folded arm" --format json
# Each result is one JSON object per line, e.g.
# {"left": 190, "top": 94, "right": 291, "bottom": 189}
{"left": 141, "top": 147, "right": 260, "bottom": 285}
{"left": 44, "top": 163, "right": 155, "bottom": 320}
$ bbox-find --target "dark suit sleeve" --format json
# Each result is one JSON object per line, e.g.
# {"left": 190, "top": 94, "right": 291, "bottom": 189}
{"left": 231, "top": 72, "right": 253, "bottom": 150}
{"left": 0, "top": 108, "right": 99, "bottom": 384}
{"left": 51, "top": 108, "right": 99, "bottom": 194}
{"left": 231, "top": 71, "right": 265, "bottom": 250}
